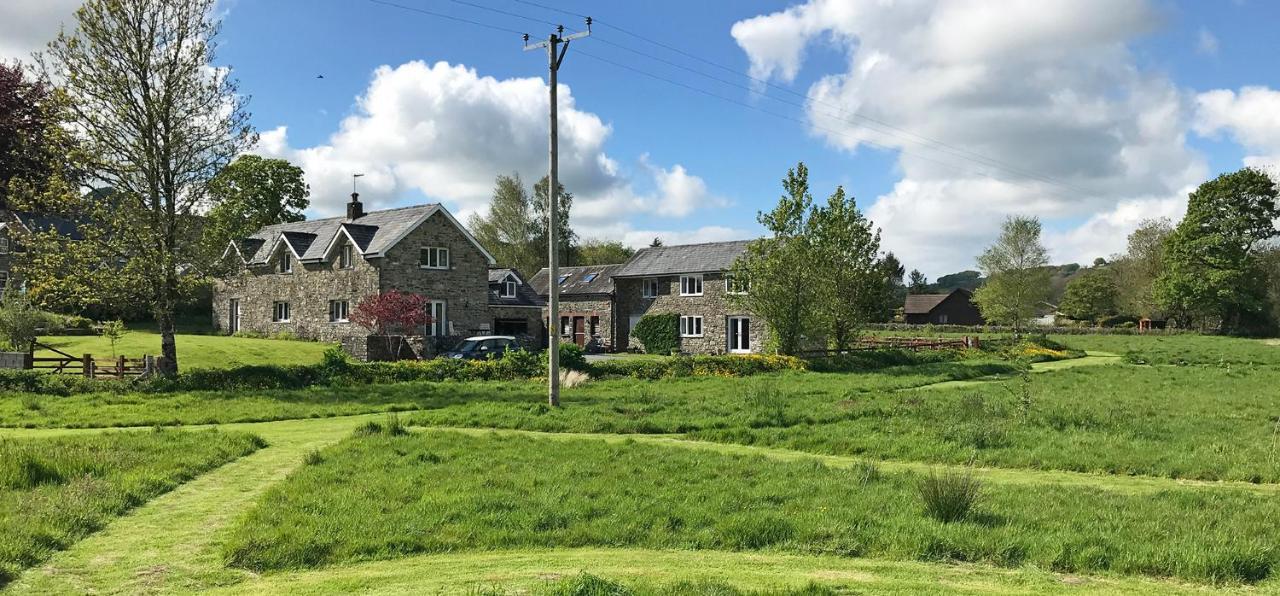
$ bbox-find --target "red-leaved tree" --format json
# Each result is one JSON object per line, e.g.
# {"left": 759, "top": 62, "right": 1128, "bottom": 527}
{"left": 351, "top": 290, "right": 432, "bottom": 359}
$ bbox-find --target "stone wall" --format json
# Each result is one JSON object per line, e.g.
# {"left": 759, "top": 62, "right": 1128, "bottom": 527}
{"left": 615, "top": 272, "right": 767, "bottom": 354}
{"left": 542, "top": 294, "right": 615, "bottom": 352}
{"left": 211, "top": 233, "right": 379, "bottom": 342}
{"left": 377, "top": 212, "right": 492, "bottom": 338}
{"left": 490, "top": 305, "right": 546, "bottom": 347}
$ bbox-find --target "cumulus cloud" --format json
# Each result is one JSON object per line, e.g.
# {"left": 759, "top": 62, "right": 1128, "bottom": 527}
{"left": 0, "top": 0, "right": 81, "bottom": 62}
{"left": 1195, "top": 86, "right": 1280, "bottom": 169}
{"left": 257, "top": 60, "right": 727, "bottom": 246}
{"left": 732, "top": 0, "right": 1207, "bottom": 275}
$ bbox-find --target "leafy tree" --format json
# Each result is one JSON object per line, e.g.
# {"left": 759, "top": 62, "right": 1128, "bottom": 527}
{"left": 351, "top": 290, "right": 431, "bottom": 358}
{"left": 934, "top": 270, "right": 984, "bottom": 291}
{"left": 533, "top": 175, "right": 575, "bottom": 269}
{"left": 650, "top": 237, "right": 664, "bottom": 248}
{"left": 203, "top": 154, "right": 309, "bottom": 271}
{"left": 810, "top": 185, "right": 885, "bottom": 349}
{"left": 0, "top": 62, "right": 82, "bottom": 205}
{"left": 1058, "top": 268, "right": 1118, "bottom": 322}
{"left": 1156, "top": 168, "right": 1279, "bottom": 332}
{"left": 1112, "top": 218, "right": 1172, "bottom": 318}
{"left": 872, "top": 251, "right": 906, "bottom": 322}
{"left": 40, "top": 0, "right": 255, "bottom": 375}
{"left": 729, "top": 163, "right": 826, "bottom": 355}
{"left": 973, "top": 216, "right": 1051, "bottom": 334}
{"left": 100, "top": 319, "right": 128, "bottom": 357}
{"left": 469, "top": 173, "right": 576, "bottom": 276}
{"left": 574, "top": 239, "right": 634, "bottom": 266}
{"left": 908, "top": 269, "right": 930, "bottom": 294}
{"left": 0, "top": 293, "right": 42, "bottom": 352}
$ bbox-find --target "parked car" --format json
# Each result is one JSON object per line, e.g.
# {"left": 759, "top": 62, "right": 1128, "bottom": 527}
{"left": 444, "top": 335, "right": 521, "bottom": 360}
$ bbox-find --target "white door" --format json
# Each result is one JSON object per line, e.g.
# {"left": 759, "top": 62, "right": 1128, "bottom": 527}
{"left": 728, "top": 317, "right": 751, "bottom": 353}
{"left": 228, "top": 299, "right": 240, "bottom": 334}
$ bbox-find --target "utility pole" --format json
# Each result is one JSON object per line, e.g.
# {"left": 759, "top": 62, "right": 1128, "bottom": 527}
{"left": 525, "top": 18, "right": 590, "bottom": 407}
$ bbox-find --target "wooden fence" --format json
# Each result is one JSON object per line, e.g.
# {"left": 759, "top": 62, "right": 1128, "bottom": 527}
{"left": 29, "top": 342, "right": 154, "bottom": 379}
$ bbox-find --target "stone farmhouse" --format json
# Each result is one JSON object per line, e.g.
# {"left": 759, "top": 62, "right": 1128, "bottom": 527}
{"left": 212, "top": 194, "right": 540, "bottom": 353}
{"left": 533, "top": 240, "right": 766, "bottom": 355}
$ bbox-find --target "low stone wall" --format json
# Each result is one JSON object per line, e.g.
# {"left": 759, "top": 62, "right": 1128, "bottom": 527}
{"left": 0, "top": 352, "right": 32, "bottom": 370}
{"left": 340, "top": 334, "right": 463, "bottom": 361}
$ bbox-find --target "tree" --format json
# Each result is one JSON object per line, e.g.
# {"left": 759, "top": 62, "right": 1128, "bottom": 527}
{"left": 41, "top": 0, "right": 255, "bottom": 375}
{"left": 1058, "top": 268, "right": 1118, "bottom": 322}
{"left": 871, "top": 252, "right": 906, "bottom": 322}
{"left": 203, "top": 154, "right": 309, "bottom": 271}
{"left": 1156, "top": 168, "right": 1279, "bottom": 332}
{"left": 1111, "top": 218, "right": 1172, "bottom": 319}
{"left": 0, "top": 293, "right": 42, "bottom": 352}
{"left": 100, "top": 319, "right": 128, "bottom": 357}
{"left": 973, "top": 216, "right": 1051, "bottom": 334}
{"left": 934, "top": 270, "right": 984, "bottom": 291}
{"left": 908, "top": 269, "right": 930, "bottom": 294}
{"left": 533, "top": 175, "right": 575, "bottom": 268}
{"left": 351, "top": 290, "right": 431, "bottom": 358}
{"left": 0, "top": 62, "right": 82, "bottom": 205}
{"left": 574, "top": 239, "right": 634, "bottom": 266}
{"left": 650, "top": 237, "right": 664, "bottom": 248}
{"left": 810, "top": 185, "right": 886, "bottom": 349}
{"left": 469, "top": 173, "right": 576, "bottom": 276}
{"left": 729, "top": 162, "right": 826, "bottom": 355}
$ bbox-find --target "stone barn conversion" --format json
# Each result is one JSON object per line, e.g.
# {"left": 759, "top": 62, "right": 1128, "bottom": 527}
{"left": 530, "top": 263, "right": 623, "bottom": 352}
{"left": 213, "top": 193, "right": 499, "bottom": 353}
{"left": 903, "top": 288, "right": 984, "bottom": 325}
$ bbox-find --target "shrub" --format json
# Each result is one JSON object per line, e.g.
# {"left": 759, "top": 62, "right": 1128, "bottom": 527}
{"left": 558, "top": 343, "right": 588, "bottom": 371}
{"left": 631, "top": 313, "right": 680, "bottom": 354}
{"left": 589, "top": 354, "right": 806, "bottom": 380}
{"left": 0, "top": 295, "right": 42, "bottom": 352}
{"left": 918, "top": 469, "right": 982, "bottom": 523}
{"left": 100, "top": 320, "right": 128, "bottom": 357}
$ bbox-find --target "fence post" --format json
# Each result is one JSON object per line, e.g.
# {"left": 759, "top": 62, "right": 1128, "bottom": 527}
{"left": 83, "top": 354, "right": 92, "bottom": 378}
{"left": 117, "top": 355, "right": 125, "bottom": 380}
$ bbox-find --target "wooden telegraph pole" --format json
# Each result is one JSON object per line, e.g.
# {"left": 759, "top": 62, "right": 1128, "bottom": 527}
{"left": 525, "top": 19, "right": 591, "bottom": 407}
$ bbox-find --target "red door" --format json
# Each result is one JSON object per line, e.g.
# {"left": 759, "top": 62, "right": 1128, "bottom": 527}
{"left": 572, "top": 316, "right": 586, "bottom": 347}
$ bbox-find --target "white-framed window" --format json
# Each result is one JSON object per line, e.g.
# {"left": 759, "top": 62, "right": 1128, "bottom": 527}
{"left": 427, "top": 300, "right": 447, "bottom": 336}
{"left": 328, "top": 299, "right": 349, "bottom": 322}
{"left": 0, "top": 237, "right": 9, "bottom": 254}
{"left": 339, "top": 244, "right": 353, "bottom": 269}
{"left": 272, "top": 301, "right": 291, "bottom": 323}
{"left": 725, "top": 274, "right": 749, "bottom": 295}
{"left": 0, "top": 271, "right": 8, "bottom": 291}
{"left": 680, "top": 315, "right": 703, "bottom": 337}
{"left": 499, "top": 277, "right": 517, "bottom": 298}
{"left": 641, "top": 278, "right": 659, "bottom": 298}
{"left": 278, "top": 254, "right": 292, "bottom": 274}
{"left": 680, "top": 274, "right": 703, "bottom": 296}
{"left": 420, "top": 246, "right": 450, "bottom": 269}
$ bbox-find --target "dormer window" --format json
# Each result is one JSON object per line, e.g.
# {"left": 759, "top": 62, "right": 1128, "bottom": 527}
{"left": 278, "top": 254, "right": 292, "bottom": 274}
{"left": 500, "top": 276, "right": 517, "bottom": 298}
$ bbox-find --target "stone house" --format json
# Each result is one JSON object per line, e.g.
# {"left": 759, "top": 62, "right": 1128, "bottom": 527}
{"left": 212, "top": 194, "right": 498, "bottom": 348}
{"left": 0, "top": 207, "right": 83, "bottom": 298}
{"left": 903, "top": 288, "right": 984, "bottom": 325}
{"left": 487, "top": 267, "right": 545, "bottom": 345}
{"left": 613, "top": 240, "right": 765, "bottom": 354}
{"left": 530, "top": 263, "right": 623, "bottom": 352}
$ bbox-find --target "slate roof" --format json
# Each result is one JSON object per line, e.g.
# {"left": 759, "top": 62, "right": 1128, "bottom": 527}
{"left": 231, "top": 203, "right": 495, "bottom": 266}
{"left": 613, "top": 240, "right": 753, "bottom": 277}
{"left": 529, "top": 264, "right": 624, "bottom": 296}
{"left": 488, "top": 268, "right": 543, "bottom": 308}
{"left": 904, "top": 289, "right": 971, "bottom": 314}
{"left": 6, "top": 211, "right": 85, "bottom": 240}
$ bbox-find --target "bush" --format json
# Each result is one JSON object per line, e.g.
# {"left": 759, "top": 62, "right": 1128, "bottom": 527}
{"left": 918, "top": 469, "right": 982, "bottom": 523}
{"left": 558, "top": 343, "right": 588, "bottom": 371}
{"left": 0, "top": 295, "right": 42, "bottom": 352}
{"left": 589, "top": 354, "right": 806, "bottom": 380}
{"left": 806, "top": 348, "right": 964, "bottom": 372}
{"left": 631, "top": 313, "right": 680, "bottom": 354}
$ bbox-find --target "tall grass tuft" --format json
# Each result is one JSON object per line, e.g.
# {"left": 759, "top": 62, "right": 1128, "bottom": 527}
{"left": 559, "top": 369, "right": 591, "bottom": 389}
{"left": 918, "top": 469, "right": 982, "bottom": 523}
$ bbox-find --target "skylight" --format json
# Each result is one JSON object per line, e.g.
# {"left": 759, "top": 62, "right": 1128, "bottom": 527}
{"left": 558, "top": 274, "right": 571, "bottom": 284}
{"left": 582, "top": 273, "right": 598, "bottom": 282}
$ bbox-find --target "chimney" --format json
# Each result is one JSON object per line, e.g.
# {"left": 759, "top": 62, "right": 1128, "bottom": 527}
{"left": 347, "top": 192, "right": 364, "bottom": 220}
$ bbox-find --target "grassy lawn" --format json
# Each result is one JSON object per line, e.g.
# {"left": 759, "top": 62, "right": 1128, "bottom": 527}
{"left": 35, "top": 330, "right": 332, "bottom": 370}
{"left": 0, "top": 428, "right": 264, "bottom": 587}
{"left": 224, "top": 429, "right": 1279, "bottom": 585}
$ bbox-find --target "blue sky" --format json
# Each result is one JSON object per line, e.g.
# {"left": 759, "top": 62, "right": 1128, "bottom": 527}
{"left": 4, "top": 0, "right": 1280, "bottom": 276}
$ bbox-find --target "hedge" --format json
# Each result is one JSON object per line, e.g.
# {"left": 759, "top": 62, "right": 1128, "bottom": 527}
{"left": 631, "top": 313, "right": 680, "bottom": 354}
{"left": 865, "top": 322, "right": 1197, "bottom": 336}
{"left": 588, "top": 354, "right": 806, "bottom": 380}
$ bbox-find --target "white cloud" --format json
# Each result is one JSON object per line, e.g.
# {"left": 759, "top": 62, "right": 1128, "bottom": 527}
{"left": 1196, "top": 28, "right": 1219, "bottom": 56}
{"left": 258, "top": 60, "right": 726, "bottom": 242}
{"left": 0, "top": 0, "right": 81, "bottom": 62}
{"left": 731, "top": 0, "right": 1206, "bottom": 277}
{"left": 1195, "top": 86, "right": 1280, "bottom": 168}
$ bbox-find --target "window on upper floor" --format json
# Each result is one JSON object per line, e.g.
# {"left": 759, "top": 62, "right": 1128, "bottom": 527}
{"left": 339, "top": 244, "right": 353, "bottom": 269}
{"left": 558, "top": 273, "right": 571, "bottom": 285}
{"left": 582, "top": 272, "right": 598, "bottom": 283}
{"left": 725, "top": 273, "right": 749, "bottom": 295}
{"left": 420, "top": 246, "right": 450, "bottom": 269}
{"left": 278, "top": 254, "right": 292, "bottom": 274}
{"left": 500, "top": 278, "right": 517, "bottom": 298}
{"left": 642, "top": 278, "right": 659, "bottom": 299}
{"left": 0, "top": 237, "right": 9, "bottom": 254}
{"left": 0, "top": 271, "right": 8, "bottom": 291}
{"left": 680, "top": 274, "right": 703, "bottom": 296}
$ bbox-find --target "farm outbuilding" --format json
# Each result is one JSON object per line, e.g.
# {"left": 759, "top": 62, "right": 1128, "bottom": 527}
{"left": 903, "top": 288, "right": 984, "bottom": 325}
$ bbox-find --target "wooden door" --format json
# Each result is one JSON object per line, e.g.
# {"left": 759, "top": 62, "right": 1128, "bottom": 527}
{"left": 572, "top": 316, "right": 586, "bottom": 347}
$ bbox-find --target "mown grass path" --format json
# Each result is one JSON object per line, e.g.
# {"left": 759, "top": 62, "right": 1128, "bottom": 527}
{"left": 0, "top": 354, "right": 1254, "bottom": 594}
{"left": 913, "top": 351, "right": 1121, "bottom": 391}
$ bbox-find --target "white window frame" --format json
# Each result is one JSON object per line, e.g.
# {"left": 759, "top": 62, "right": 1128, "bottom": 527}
{"left": 725, "top": 274, "right": 749, "bottom": 295}
{"left": 328, "top": 299, "right": 350, "bottom": 323}
{"left": 680, "top": 274, "right": 703, "bottom": 296}
{"left": 278, "top": 254, "right": 292, "bottom": 274}
{"left": 641, "top": 278, "right": 659, "bottom": 299}
{"left": 272, "top": 301, "right": 291, "bottom": 323}
{"left": 680, "top": 315, "right": 703, "bottom": 338}
{"left": 0, "top": 270, "right": 8, "bottom": 291}
{"left": 0, "top": 237, "right": 9, "bottom": 254}
{"left": 339, "top": 244, "right": 353, "bottom": 269}
{"left": 500, "top": 279, "right": 517, "bottom": 298}
{"left": 427, "top": 300, "right": 447, "bottom": 337}
{"left": 419, "top": 246, "right": 450, "bottom": 270}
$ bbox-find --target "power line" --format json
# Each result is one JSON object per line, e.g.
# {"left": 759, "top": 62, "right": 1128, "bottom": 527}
{"left": 367, "top": 0, "right": 527, "bottom": 35}
{"left": 442, "top": 0, "right": 580, "bottom": 33}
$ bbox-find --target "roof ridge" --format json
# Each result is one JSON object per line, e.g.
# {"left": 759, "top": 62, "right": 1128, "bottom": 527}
{"left": 638, "top": 238, "right": 756, "bottom": 252}
{"left": 257, "top": 203, "right": 439, "bottom": 229}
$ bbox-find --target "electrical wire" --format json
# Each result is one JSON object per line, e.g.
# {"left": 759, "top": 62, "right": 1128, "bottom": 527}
{"left": 367, "top": 0, "right": 527, "bottom": 35}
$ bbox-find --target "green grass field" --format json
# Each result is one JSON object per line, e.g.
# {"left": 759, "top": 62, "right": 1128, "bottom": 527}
{"left": 35, "top": 330, "right": 332, "bottom": 370}
{"left": 0, "top": 429, "right": 263, "bottom": 586}
{"left": 2, "top": 332, "right": 1279, "bottom": 593}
